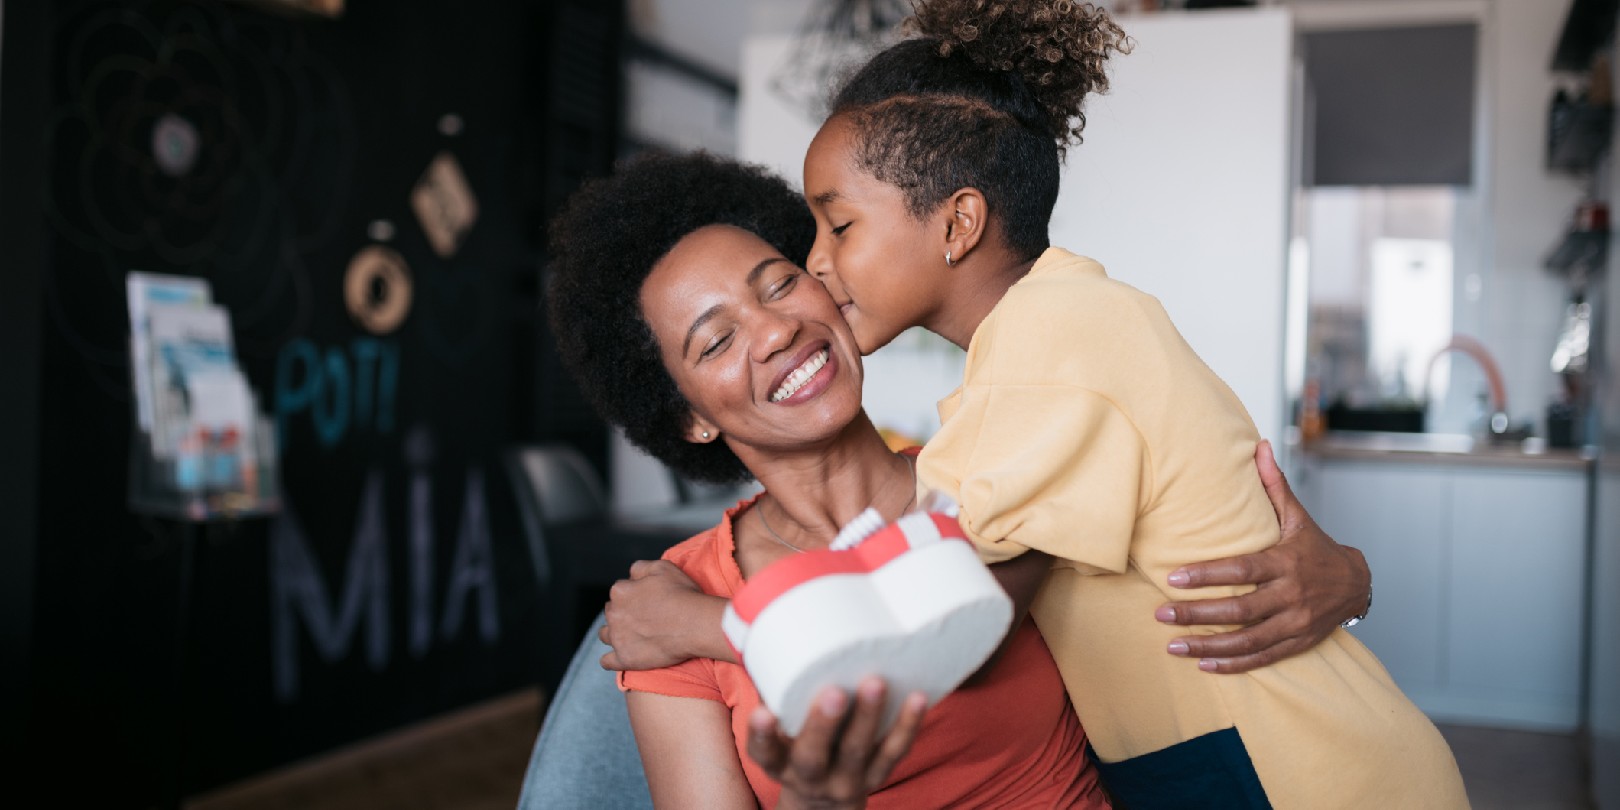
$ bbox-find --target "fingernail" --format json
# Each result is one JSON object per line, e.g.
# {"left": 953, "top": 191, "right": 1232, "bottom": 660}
{"left": 859, "top": 678, "right": 885, "bottom": 702}
{"left": 1168, "top": 570, "right": 1190, "bottom": 586}
{"left": 750, "top": 707, "right": 774, "bottom": 731}
{"left": 819, "top": 688, "right": 846, "bottom": 714}
{"left": 906, "top": 692, "right": 928, "bottom": 711}
{"left": 1155, "top": 605, "right": 1177, "bottom": 623}
{"left": 1198, "top": 659, "right": 1218, "bottom": 672}
{"left": 1167, "top": 640, "right": 1189, "bottom": 655}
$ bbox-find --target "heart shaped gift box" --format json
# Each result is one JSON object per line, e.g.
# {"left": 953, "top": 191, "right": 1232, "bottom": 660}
{"left": 721, "top": 508, "right": 1013, "bottom": 735}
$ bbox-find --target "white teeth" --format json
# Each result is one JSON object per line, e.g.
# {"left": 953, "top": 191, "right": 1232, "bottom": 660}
{"left": 770, "top": 350, "right": 829, "bottom": 402}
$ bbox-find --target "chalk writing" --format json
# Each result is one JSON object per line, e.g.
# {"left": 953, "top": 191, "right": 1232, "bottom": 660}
{"left": 271, "top": 449, "right": 499, "bottom": 703}
{"left": 274, "top": 337, "right": 400, "bottom": 449}
{"left": 271, "top": 472, "right": 389, "bottom": 702}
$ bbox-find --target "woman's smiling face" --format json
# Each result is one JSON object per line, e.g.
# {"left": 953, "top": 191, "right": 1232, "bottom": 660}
{"left": 639, "top": 223, "right": 866, "bottom": 453}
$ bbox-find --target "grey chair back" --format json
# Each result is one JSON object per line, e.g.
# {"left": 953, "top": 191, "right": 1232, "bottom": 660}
{"left": 516, "top": 612, "right": 652, "bottom": 809}
{"left": 513, "top": 445, "right": 608, "bottom": 526}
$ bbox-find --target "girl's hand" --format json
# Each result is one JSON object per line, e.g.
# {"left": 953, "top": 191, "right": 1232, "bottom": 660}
{"left": 599, "top": 560, "right": 734, "bottom": 670}
{"left": 1157, "top": 440, "right": 1372, "bottom": 674}
{"left": 746, "top": 678, "right": 927, "bottom": 810}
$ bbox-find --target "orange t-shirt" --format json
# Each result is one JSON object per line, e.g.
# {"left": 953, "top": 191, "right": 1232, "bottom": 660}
{"left": 620, "top": 495, "right": 1108, "bottom": 809}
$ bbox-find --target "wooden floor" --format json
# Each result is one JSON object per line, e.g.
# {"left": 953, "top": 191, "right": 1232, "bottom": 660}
{"left": 184, "top": 692, "right": 1594, "bottom": 809}
{"left": 1438, "top": 723, "right": 1595, "bottom": 809}
{"left": 186, "top": 689, "right": 544, "bottom": 810}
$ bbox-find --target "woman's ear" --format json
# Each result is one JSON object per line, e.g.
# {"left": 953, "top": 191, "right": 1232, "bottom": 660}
{"left": 685, "top": 414, "right": 720, "bottom": 444}
{"left": 941, "top": 188, "right": 989, "bottom": 265}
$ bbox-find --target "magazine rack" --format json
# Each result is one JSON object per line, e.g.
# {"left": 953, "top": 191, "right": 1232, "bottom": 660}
{"left": 127, "top": 413, "right": 282, "bottom": 522}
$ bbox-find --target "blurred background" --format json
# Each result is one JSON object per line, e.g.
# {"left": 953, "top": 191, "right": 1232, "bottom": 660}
{"left": 0, "top": 0, "right": 1615, "bottom": 807}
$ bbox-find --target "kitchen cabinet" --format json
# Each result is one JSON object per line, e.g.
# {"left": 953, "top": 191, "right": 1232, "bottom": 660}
{"left": 1297, "top": 442, "right": 1593, "bottom": 731}
{"left": 1590, "top": 460, "right": 1620, "bottom": 804}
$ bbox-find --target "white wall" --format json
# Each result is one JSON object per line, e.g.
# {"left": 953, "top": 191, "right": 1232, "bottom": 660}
{"left": 624, "top": 60, "right": 738, "bottom": 154}
{"left": 1052, "top": 8, "right": 1294, "bottom": 444}
{"left": 738, "top": 34, "right": 821, "bottom": 178}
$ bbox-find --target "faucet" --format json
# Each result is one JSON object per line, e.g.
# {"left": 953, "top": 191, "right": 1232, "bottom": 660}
{"left": 1426, "top": 335, "right": 1513, "bottom": 438}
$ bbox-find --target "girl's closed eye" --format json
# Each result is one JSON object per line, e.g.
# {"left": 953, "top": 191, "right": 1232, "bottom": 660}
{"left": 830, "top": 222, "right": 851, "bottom": 236}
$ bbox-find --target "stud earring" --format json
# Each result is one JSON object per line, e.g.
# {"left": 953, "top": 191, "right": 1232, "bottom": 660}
{"left": 945, "top": 250, "right": 955, "bottom": 267}
{"left": 701, "top": 430, "right": 711, "bottom": 439}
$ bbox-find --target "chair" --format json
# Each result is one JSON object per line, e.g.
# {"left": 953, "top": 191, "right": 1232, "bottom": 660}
{"left": 516, "top": 611, "right": 652, "bottom": 810}
{"left": 506, "top": 444, "right": 681, "bottom": 688}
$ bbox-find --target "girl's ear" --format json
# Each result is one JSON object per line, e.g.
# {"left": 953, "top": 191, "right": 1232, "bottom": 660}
{"left": 685, "top": 413, "right": 720, "bottom": 444}
{"left": 941, "top": 188, "right": 989, "bottom": 265}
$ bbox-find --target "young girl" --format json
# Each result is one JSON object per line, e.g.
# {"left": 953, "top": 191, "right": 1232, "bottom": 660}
{"left": 791, "top": 0, "right": 1466, "bottom": 806}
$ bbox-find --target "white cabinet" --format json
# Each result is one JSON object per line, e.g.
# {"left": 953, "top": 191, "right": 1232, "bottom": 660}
{"left": 1298, "top": 454, "right": 1591, "bottom": 731}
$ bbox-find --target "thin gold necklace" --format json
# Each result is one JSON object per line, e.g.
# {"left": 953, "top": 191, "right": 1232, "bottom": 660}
{"left": 757, "top": 453, "right": 917, "bottom": 554}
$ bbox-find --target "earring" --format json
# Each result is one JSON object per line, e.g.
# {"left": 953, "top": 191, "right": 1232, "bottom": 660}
{"left": 945, "top": 250, "right": 955, "bottom": 267}
{"left": 701, "top": 430, "right": 711, "bottom": 439}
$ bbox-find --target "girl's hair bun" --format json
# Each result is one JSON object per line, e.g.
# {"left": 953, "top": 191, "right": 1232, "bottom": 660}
{"left": 907, "top": 0, "right": 1131, "bottom": 146}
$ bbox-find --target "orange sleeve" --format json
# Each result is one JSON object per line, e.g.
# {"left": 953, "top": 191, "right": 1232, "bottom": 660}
{"left": 614, "top": 526, "right": 732, "bottom": 703}
{"left": 618, "top": 657, "right": 723, "bottom": 702}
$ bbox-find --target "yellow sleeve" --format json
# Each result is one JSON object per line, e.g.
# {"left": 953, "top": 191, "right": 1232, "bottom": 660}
{"left": 918, "top": 384, "right": 1151, "bottom": 574}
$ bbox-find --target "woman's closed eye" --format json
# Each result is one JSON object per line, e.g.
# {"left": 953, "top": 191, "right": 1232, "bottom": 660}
{"left": 699, "top": 330, "right": 733, "bottom": 360}
{"left": 830, "top": 222, "right": 851, "bottom": 236}
{"left": 765, "top": 272, "right": 801, "bottom": 300}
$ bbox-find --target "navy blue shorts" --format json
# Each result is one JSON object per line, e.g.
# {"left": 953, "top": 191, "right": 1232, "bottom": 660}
{"left": 1090, "top": 727, "right": 1272, "bottom": 809}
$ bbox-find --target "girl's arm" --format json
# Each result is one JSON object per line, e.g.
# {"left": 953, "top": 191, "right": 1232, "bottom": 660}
{"left": 1156, "top": 440, "right": 1373, "bottom": 673}
{"left": 626, "top": 691, "right": 756, "bottom": 808}
{"left": 598, "top": 551, "right": 1050, "bottom": 675}
{"left": 978, "top": 440, "right": 1370, "bottom": 678}
{"left": 601, "top": 442, "right": 1368, "bottom": 676}
{"left": 599, "top": 560, "right": 735, "bottom": 670}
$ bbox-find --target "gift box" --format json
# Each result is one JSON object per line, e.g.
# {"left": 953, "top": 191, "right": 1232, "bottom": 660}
{"left": 722, "top": 508, "right": 1013, "bottom": 735}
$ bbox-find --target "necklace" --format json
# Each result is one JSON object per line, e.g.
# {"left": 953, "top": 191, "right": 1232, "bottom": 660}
{"left": 757, "top": 453, "right": 918, "bottom": 554}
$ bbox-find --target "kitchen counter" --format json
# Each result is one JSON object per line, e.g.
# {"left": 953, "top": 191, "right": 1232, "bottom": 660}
{"left": 1293, "top": 435, "right": 1595, "bottom": 730}
{"left": 1299, "top": 431, "right": 1597, "bottom": 472}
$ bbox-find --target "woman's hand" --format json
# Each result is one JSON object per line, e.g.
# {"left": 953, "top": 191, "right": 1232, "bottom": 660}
{"left": 600, "top": 560, "right": 735, "bottom": 670}
{"left": 1157, "top": 440, "right": 1372, "bottom": 674}
{"left": 746, "top": 678, "right": 928, "bottom": 810}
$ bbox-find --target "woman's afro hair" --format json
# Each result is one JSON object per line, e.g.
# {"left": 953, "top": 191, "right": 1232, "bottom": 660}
{"left": 545, "top": 151, "right": 815, "bottom": 483}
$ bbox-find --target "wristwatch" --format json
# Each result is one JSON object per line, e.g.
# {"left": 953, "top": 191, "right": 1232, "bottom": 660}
{"left": 1340, "top": 586, "right": 1373, "bottom": 629}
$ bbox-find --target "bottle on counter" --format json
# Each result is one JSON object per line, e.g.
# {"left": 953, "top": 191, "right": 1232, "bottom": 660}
{"left": 1300, "top": 379, "right": 1325, "bottom": 443}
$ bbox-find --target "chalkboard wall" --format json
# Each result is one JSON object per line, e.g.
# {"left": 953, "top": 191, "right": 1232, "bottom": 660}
{"left": 6, "top": 0, "right": 621, "bottom": 802}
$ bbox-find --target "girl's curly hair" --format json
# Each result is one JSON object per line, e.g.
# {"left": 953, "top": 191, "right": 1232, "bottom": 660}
{"left": 545, "top": 151, "right": 815, "bottom": 484}
{"left": 829, "top": 0, "right": 1131, "bottom": 258}
{"left": 908, "top": 0, "right": 1128, "bottom": 149}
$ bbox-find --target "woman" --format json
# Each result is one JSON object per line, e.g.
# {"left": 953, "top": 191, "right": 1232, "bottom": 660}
{"left": 550, "top": 151, "right": 1105, "bottom": 808}
{"left": 547, "top": 151, "right": 1371, "bottom": 808}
